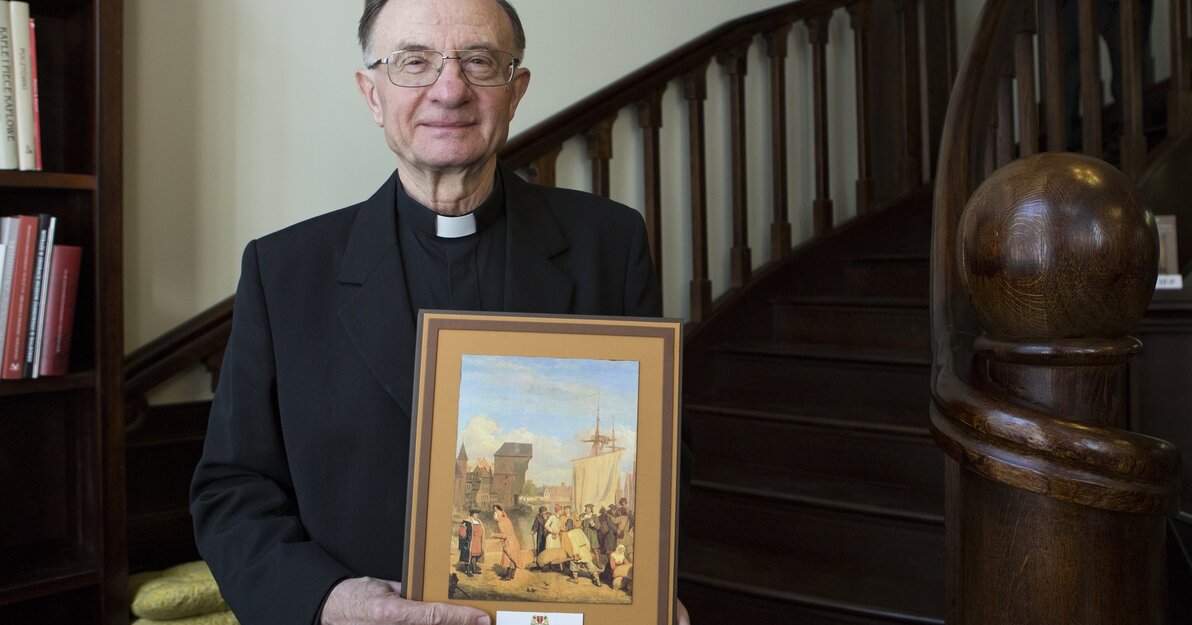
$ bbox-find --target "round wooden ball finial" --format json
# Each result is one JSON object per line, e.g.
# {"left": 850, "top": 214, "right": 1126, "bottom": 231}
{"left": 959, "top": 153, "right": 1157, "bottom": 339}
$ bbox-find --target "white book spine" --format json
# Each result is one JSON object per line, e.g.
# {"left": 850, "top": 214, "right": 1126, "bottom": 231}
{"left": 30, "top": 215, "right": 54, "bottom": 377}
{"left": 0, "top": 1, "right": 17, "bottom": 170}
{"left": 8, "top": 0, "right": 32, "bottom": 170}
{"left": 0, "top": 216, "right": 17, "bottom": 359}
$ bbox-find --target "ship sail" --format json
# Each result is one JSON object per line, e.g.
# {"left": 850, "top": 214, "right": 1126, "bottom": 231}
{"left": 571, "top": 391, "right": 624, "bottom": 510}
{"left": 572, "top": 448, "right": 622, "bottom": 511}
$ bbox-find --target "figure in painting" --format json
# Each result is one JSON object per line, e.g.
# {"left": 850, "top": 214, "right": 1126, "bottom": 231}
{"left": 457, "top": 508, "right": 484, "bottom": 576}
{"left": 579, "top": 503, "right": 600, "bottom": 552}
{"left": 531, "top": 506, "right": 549, "bottom": 558}
{"left": 544, "top": 504, "right": 562, "bottom": 550}
{"left": 610, "top": 544, "right": 633, "bottom": 595}
{"left": 491, "top": 504, "right": 522, "bottom": 581}
{"left": 563, "top": 527, "right": 602, "bottom": 587}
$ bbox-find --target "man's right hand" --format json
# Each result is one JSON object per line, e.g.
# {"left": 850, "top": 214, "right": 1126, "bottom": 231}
{"left": 321, "top": 577, "right": 490, "bottom": 625}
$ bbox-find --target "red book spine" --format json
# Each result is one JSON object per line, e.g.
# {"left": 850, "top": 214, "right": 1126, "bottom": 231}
{"left": 37, "top": 245, "right": 80, "bottom": 377}
{"left": 27, "top": 17, "right": 39, "bottom": 171}
{"left": 2, "top": 214, "right": 37, "bottom": 379}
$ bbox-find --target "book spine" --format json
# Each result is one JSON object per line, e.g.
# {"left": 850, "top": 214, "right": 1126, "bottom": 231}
{"left": 0, "top": 1, "right": 16, "bottom": 170}
{"left": 30, "top": 214, "right": 53, "bottom": 377}
{"left": 38, "top": 245, "right": 80, "bottom": 377}
{"left": 21, "top": 213, "right": 49, "bottom": 376}
{"left": 27, "top": 16, "right": 37, "bottom": 170}
{"left": 2, "top": 214, "right": 36, "bottom": 378}
{"left": 8, "top": 0, "right": 32, "bottom": 171}
{"left": 0, "top": 216, "right": 15, "bottom": 358}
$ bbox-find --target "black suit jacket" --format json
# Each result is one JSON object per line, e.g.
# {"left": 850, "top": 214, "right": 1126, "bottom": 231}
{"left": 190, "top": 165, "right": 661, "bottom": 625}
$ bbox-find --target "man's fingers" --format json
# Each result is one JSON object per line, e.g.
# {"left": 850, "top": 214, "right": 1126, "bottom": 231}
{"left": 390, "top": 599, "right": 489, "bottom": 625}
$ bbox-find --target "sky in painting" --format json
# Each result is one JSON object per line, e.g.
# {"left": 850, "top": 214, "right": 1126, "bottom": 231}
{"left": 456, "top": 355, "right": 639, "bottom": 488}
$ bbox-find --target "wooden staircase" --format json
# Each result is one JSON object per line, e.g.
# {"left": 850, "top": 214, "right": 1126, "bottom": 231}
{"left": 118, "top": 1, "right": 1192, "bottom": 622}
{"left": 677, "top": 186, "right": 945, "bottom": 623}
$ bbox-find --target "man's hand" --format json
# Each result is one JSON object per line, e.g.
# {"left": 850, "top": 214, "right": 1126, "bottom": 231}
{"left": 677, "top": 598, "right": 691, "bottom": 625}
{"left": 321, "top": 577, "right": 490, "bottom": 625}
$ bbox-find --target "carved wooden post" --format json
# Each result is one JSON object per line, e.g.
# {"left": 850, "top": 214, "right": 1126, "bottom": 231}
{"left": 528, "top": 145, "right": 563, "bottom": 187}
{"left": 764, "top": 25, "right": 792, "bottom": 257}
{"left": 718, "top": 43, "right": 752, "bottom": 288}
{"left": 1013, "top": 2, "right": 1038, "bottom": 157}
{"left": 1039, "top": 0, "right": 1067, "bottom": 151}
{"left": 584, "top": 116, "right": 616, "bottom": 198}
{"left": 1169, "top": 0, "right": 1192, "bottom": 136}
{"left": 1119, "top": 0, "right": 1147, "bottom": 179}
{"left": 807, "top": 14, "right": 834, "bottom": 236}
{"left": 848, "top": 3, "right": 876, "bottom": 215}
{"left": 996, "top": 64, "right": 1014, "bottom": 167}
{"left": 637, "top": 90, "right": 664, "bottom": 283}
{"left": 684, "top": 63, "right": 713, "bottom": 322}
{"left": 1077, "top": 0, "right": 1103, "bottom": 157}
{"left": 936, "top": 153, "right": 1181, "bottom": 624}
{"left": 899, "top": 0, "right": 923, "bottom": 188}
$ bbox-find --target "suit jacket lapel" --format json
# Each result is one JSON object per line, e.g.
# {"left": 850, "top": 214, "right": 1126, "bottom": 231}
{"left": 500, "top": 164, "right": 574, "bottom": 313}
{"left": 336, "top": 172, "right": 416, "bottom": 414}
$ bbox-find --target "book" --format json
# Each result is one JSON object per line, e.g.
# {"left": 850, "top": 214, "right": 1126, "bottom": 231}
{"left": 0, "top": 0, "right": 16, "bottom": 169}
{"left": 27, "top": 15, "right": 38, "bottom": 170}
{"left": 8, "top": 0, "right": 32, "bottom": 171}
{"left": 2, "top": 214, "right": 36, "bottom": 378}
{"left": 0, "top": 216, "right": 17, "bottom": 359}
{"left": 37, "top": 245, "right": 80, "bottom": 377}
{"left": 26, "top": 213, "right": 53, "bottom": 376}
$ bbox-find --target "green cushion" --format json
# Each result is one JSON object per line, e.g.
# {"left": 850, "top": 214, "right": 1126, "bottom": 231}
{"left": 132, "top": 611, "right": 239, "bottom": 625}
{"left": 130, "top": 561, "right": 229, "bottom": 620}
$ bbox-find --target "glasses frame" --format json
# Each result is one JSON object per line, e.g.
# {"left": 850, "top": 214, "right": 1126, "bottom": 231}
{"left": 365, "top": 49, "right": 522, "bottom": 88}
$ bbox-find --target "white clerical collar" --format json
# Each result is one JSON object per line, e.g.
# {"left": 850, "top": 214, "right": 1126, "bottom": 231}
{"left": 436, "top": 213, "right": 477, "bottom": 238}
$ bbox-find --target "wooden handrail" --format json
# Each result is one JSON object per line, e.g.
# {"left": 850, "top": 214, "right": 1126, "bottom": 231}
{"left": 124, "top": 296, "right": 233, "bottom": 428}
{"left": 931, "top": 0, "right": 1184, "bottom": 622}
{"left": 502, "top": 0, "right": 868, "bottom": 169}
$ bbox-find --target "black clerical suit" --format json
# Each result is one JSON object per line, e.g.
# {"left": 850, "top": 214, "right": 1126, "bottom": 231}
{"left": 190, "top": 163, "right": 661, "bottom": 625}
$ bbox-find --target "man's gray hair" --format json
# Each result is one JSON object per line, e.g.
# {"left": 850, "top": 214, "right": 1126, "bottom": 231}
{"left": 357, "top": 0, "right": 526, "bottom": 63}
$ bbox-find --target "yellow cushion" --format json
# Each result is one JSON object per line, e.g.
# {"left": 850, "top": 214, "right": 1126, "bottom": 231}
{"left": 130, "top": 561, "right": 229, "bottom": 620}
{"left": 132, "top": 611, "right": 239, "bottom": 625}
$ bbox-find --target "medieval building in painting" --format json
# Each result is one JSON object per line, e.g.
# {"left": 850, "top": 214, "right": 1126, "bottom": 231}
{"left": 454, "top": 442, "right": 533, "bottom": 514}
{"left": 492, "top": 442, "right": 532, "bottom": 507}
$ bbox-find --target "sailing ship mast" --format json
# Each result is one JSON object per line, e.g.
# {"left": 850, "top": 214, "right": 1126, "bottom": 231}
{"left": 572, "top": 391, "right": 624, "bottom": 510}
{"left": 581, "top": 391, "right": 622, "bottom": 456}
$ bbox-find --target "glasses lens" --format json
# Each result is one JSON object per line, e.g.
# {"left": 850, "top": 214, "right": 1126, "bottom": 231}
{"left": 458, "top": 50, "right": 515, "bottom": 86}
{"left": 387, "top": 51, "right": 439, "bottom": 87}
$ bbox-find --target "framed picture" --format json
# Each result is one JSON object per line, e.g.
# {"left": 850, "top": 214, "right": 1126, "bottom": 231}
{"left": 405, "top": 311, "right": 682, "bottom": 625}
{"left": 1157, "top": 214, "right": 1179, "bottom": 275}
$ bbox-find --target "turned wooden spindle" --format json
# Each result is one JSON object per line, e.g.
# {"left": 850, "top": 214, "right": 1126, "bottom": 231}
{"left": 942, "top": 153, "right": 1178, "bottom": 625}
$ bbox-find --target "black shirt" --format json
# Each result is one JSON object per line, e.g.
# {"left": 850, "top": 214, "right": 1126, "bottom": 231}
{"left": 395, "top": 172, "right": 508, "bottom": 315}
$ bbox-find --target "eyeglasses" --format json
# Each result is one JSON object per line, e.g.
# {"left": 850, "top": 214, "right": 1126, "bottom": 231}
{"left": 365, "top": 49, "right": 521, "bottom": 88}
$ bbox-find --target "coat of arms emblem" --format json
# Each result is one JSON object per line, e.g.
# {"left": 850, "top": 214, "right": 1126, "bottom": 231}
{"left": 530, "top": 616, "right": 550, "bottom": 625}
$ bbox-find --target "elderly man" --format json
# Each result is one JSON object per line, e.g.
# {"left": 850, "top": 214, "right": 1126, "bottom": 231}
{"left": 190, "top": 1, "right": 683, "bottom": 624}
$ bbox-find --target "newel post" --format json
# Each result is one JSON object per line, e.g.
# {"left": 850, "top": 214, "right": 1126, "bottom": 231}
{"left": 942, "top": 153, "right": 1180, "bottom": 624}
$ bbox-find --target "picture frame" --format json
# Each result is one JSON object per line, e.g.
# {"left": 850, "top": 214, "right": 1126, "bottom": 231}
{"left": 405, "top": 311, "right": 682, "bottom": 625}
{"left": 1157, "top": 214, "right": 1179, "bottom": 275}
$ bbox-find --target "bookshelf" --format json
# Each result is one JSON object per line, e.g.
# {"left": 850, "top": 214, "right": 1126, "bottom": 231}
{"left": 0, "top": 0, "right": 126, "bottom": 623}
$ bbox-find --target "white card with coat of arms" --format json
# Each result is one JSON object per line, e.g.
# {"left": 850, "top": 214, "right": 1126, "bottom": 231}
{"left": 497, "top": 610, "right": 583, "bottom": 625}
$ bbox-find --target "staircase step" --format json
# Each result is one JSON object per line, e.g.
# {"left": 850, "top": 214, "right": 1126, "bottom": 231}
{"left": 679, "top": 576, "right": 944, "bottom": 624}
{"left": 679, "top": 486, "right": 944, "bottom": 623}
{"left": 770, "top": 295, "right": 929, "bottom": 350}
{"left": 686, "top": 401, "right": 943, "bottom": 510}
{"left": 692, "top": 342, "right": 932, "bottom": 420}
{"left": 838, "top": 255, "right": 930, "bottom": 299}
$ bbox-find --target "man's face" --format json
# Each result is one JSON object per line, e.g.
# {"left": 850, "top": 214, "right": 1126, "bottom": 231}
{"left": 356, "top": 0, "right": 530, "bottom": 176}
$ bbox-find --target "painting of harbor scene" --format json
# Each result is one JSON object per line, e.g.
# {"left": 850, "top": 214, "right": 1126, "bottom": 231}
{"left": 450, "top": 354, "right": 638, "bottom": 604}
